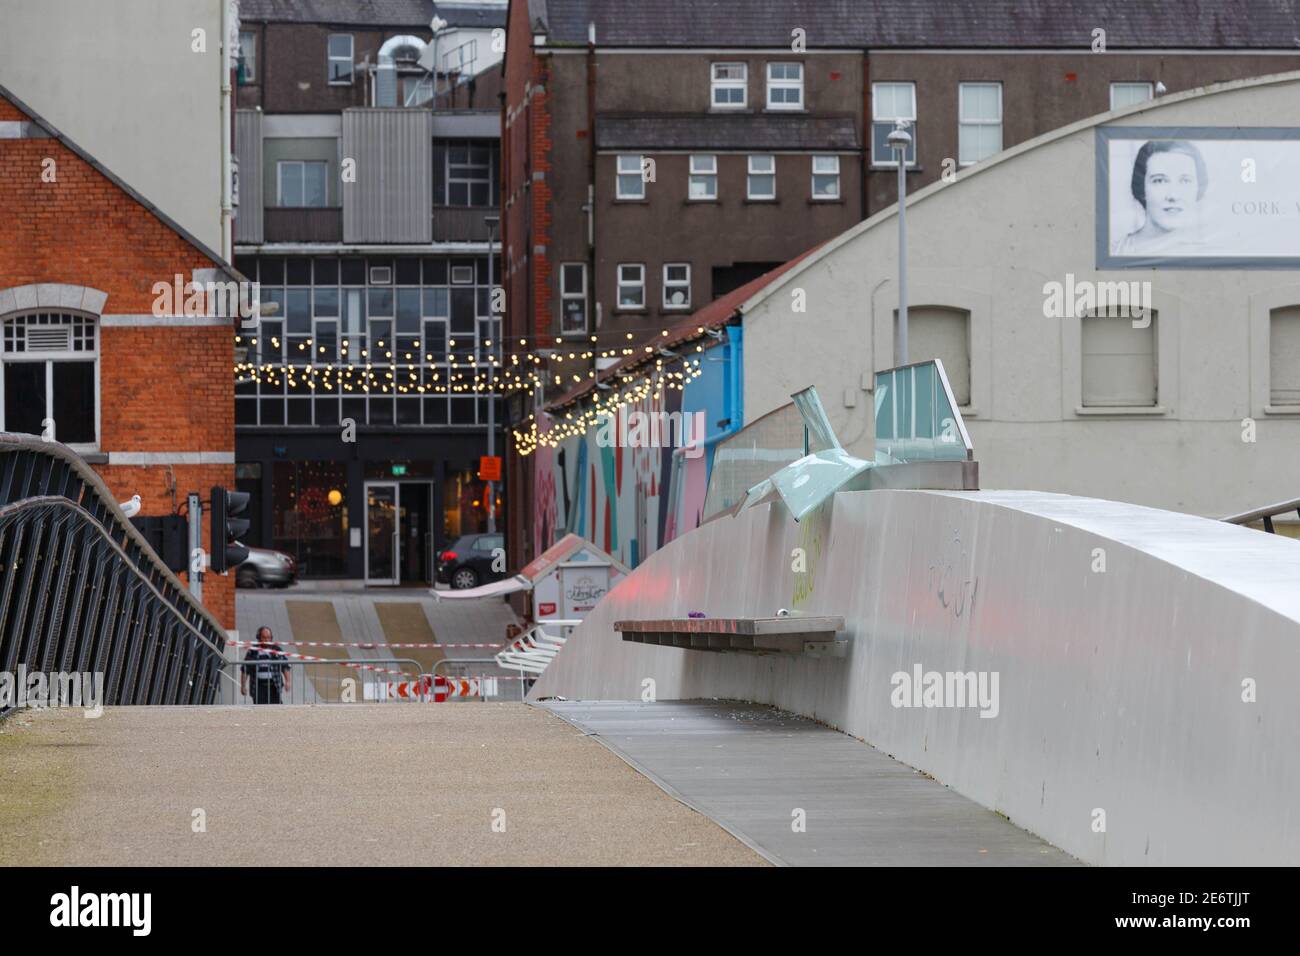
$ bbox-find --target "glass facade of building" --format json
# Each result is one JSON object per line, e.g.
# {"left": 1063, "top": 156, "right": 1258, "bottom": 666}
{"left": 234, "top": 255, "right": 501, "bottom": 429}
{"left": 234, "top": 254, "right": 503, "bottom": 580}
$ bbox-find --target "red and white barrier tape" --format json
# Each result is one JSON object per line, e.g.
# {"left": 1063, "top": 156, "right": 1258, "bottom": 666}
{"left": 232, "top": 647, "right": 415, "bottom": 678}
{"left": 234, "top": 649, "right": 530, "bottom": 684}
{"left": 228, "top": 640, "right": 502, "bottom": 649}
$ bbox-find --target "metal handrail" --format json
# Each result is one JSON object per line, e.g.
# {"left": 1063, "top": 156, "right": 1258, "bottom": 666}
{"left": 1222, "top": 496, "right": 1300, "bottom": 528}
{"left": 1, "top": 432, "right": 231, "bottom": 710}
{"left": 1, "top": 496, "right": 227, "bottom": 660}
{"left": 0, "top": 432, "right": 229, "bottom": 638}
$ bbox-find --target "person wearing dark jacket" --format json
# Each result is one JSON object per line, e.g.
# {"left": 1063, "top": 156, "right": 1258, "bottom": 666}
{"left": 241, "top": 627, "right": 291, "bottom": 704}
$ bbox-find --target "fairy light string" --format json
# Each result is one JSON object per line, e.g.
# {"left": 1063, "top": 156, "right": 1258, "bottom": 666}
{"left": 232, "top": 324, "right": 717, "bottom": 456}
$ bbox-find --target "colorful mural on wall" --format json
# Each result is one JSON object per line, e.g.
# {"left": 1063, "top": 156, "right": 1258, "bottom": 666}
{"left": 530, "top": 330, "right": 741, "bottom": 570}
{"left": 531, "top": 388, "right": 678, "bottom": 568}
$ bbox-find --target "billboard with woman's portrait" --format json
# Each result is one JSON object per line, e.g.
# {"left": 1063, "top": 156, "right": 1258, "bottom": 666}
{"left": 1096, "top": 127, "right": 1300, "bottom": 268}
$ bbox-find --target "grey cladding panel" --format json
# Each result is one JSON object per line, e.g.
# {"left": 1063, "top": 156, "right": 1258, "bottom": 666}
{"left": 235, "top": 110, "right": 263, "bottom": 244}
{"left": 342, "top": 109, "right": 433, "bottom": 244}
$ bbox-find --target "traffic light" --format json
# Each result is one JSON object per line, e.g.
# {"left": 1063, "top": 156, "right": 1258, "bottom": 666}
{"left": 129, "top": 514, "right": 188, "bottom": 574}
{"left": 210, "top": 486, "right": 251, "bottom": 573}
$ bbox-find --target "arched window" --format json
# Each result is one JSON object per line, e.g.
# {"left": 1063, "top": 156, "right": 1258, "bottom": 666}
{"left": 1082, "top": 309, "right": 1158, "bottom": 408}
{"left": 0, "top": 310, "right": 99, "bottom": 447}
{"left": 903, "top": 306, "right": 972, "bottom": 407}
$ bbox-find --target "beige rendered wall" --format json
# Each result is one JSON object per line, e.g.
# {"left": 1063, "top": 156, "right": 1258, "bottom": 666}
{"left": 740, "top": 72, "right": 1300, "bottom": 518}
{"left": 0, "top": 0, "right": 228, "bottom": 253}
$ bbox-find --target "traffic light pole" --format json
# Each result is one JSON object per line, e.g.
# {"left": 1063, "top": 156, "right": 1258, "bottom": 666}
{"left": 187, "top": 492, "right": 202, "bottom": 601}
{"left": 486, "top": 219, "right": 497, "bottom": 534}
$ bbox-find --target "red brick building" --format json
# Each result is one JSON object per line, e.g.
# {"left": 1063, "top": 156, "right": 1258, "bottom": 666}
{"left": 0, "top": 84, "right": 240, "bottom": 628}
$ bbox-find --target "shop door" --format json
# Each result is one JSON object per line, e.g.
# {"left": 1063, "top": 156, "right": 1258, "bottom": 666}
{"left": 399, "top": 482, "right": 432, "bottom": 584}
{"left": 364, "top": 482, "right": 399, "bottom": 586}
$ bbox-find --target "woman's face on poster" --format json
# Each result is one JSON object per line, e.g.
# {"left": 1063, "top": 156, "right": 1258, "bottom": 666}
{"left": 1142, "top": 151, "right": 1200, "bottom": 232}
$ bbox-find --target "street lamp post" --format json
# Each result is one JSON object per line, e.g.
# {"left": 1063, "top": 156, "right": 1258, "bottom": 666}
{"left": 887, "top": 120, "right": 912, "bottom": 368}
{"left": 485, "top": 215, "right": 499, "bottom": 534}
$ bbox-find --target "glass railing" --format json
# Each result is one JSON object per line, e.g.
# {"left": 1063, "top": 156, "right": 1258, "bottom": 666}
{"left": 874, "top": 359, "right": 973, "bottom": 463}
{"left": 701, "top": 359, "right": 974, "bottom": 521}
{"left": 701, "top": 403, "right": 806, "bottom": 520}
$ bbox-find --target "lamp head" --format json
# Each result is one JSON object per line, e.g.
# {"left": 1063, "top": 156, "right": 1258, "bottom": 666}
{"left": 886, "top": 120, "right": 912, "bottom": 150}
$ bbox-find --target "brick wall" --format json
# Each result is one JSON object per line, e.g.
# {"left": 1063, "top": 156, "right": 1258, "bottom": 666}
{"left": 0, "top": 92, "right": 237, "bottom": 628}
{"left": 529, "top": 57, "right": 553, "bottom": 343}
{"left": 501, "top": 0, "right": 544, "bottom": 571}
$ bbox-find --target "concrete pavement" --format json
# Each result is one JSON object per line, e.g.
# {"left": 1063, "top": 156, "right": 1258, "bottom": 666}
{"left": 0, "top": 704, "right": 765, "bottom": 867}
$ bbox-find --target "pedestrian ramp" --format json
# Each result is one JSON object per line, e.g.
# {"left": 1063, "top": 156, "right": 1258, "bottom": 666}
{"left": 541, "top": 700, "right": 1076, "bottom": 867}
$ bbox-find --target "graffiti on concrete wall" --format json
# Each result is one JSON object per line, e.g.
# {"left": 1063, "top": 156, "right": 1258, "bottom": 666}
{"left": 928, "top": 528, "right": 979, "bottom": 620}
{"left": 533, "top": 388, "right": 710, "bottom": 569}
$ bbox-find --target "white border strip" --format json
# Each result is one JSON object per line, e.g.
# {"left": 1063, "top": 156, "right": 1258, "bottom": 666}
{"left": 101, "top": 315, "right": 234, "bottom": 327}
{"left": 0, "top": 120, "right": 51, "bottom": 138}
{"left": 107, "top": 452, "right": 235, "bottom": 465}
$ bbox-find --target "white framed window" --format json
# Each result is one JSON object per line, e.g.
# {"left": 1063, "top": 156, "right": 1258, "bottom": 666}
{"left": 766, "top": 62, "right": 804, "bottom": 110}
{"left": 617, "top": 264, "right": 645, "bottom": 310}
{"left": 811, "top": 155, "right": 840, "bottom": 200}
{"left": 747, "top": 154, "right": 776, "bottom": 200}
{"left": 328, "top": 34, "right": 354, "bottom": 84}
{"left": 958, "top": 82, "right": 1003, "bottom": 166}
{"left": 1110, "top": 82, "right": 1155, "bottom": 110}
{"left": 711, "top": 62, "right": 747, "bottom": 109}
{"left": 689, "top": 154, "right": 717, "bottom": 200}
{"left": 1, "top": 311, "right": 99, "bottom": 448}
{"left": 561, "top": 263, "right": 588, "bottom": 334}
{"left": 277, "top": 160, "right": 329, "bottom": 207}
{"left": 872, "top": 82, "right": 917, "bottom": 167}
{"left": 616, "top": 155, "right": 646, "bottom": 200}
{"left": 663, "top": 264, "right": 691, "bottom": 310}
{"left": 237, "top": 31, "right": 256, "bottom": 84}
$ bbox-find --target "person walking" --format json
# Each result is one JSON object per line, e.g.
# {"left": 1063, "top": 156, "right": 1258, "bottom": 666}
{"left": 242, "top": 626, "right": 291, "bottom": 704}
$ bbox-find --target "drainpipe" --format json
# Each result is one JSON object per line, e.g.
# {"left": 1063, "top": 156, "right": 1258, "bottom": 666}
{"left": 221, "top": 0, "right": 235, "bottom": 259}
{"left": 586, "top": 22, "right": 597, "bottom": 336}
{"left": 861, "top": 51, "right": 870, "bottom": 221}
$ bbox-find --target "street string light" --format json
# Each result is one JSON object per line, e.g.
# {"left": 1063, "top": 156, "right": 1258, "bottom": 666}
{"left": 512, "top": 357, "right": 705, "bottom": 456}
{"left": 234, "top": 323, "right": 717, "bottom": 453}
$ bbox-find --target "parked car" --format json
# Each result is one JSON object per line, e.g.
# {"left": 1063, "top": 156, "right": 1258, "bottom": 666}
{"left": 436, "top": 533, "right": 506, "bottom": 589}
{"left": 235, "top": 546, "right": 296, "bottom": 588}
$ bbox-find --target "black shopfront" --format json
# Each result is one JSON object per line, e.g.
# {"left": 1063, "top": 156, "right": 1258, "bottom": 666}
{"left": 236, "top": 430, "right": 502, "bottom": 583}
{"left": 233, "top": 253, "right": 504, "bottom": 582}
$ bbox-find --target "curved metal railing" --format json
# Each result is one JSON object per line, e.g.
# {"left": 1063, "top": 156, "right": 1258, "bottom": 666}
{"left": 1222, "top": 496, "right": 1300, "bottom": 534}
{"left": 0, "top": 433, "right": 229, "bottom": 713}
